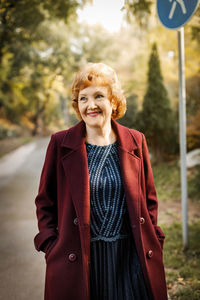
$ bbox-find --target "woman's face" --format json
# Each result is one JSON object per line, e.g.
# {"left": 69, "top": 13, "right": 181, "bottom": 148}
{"left": 78, "top": 85, "right": 114, "bottom": 128}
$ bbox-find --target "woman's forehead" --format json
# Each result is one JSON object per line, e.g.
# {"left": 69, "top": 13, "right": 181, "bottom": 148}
{"left": 79, "top": 85, "right": 108, "bottom": 96}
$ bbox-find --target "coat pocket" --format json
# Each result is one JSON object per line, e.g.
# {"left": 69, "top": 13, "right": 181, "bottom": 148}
{"left": 45, "top": 237, "right": 58, "bottom": 260}
{"left": 153, "top": 225, "right": 165, "bottom": 250}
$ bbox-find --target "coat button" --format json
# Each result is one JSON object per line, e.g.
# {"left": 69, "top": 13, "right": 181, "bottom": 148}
{"left": 74, "top": 217, "right": 79, "bottom": 225}
{"left": 68, "top": 253, "right": 77, "bottom": 262}
{"left": 140, "top": 217, "right": 145, "bottom": 224}
{"left": 147, "top": 250, "right": 153, "bottom": 258}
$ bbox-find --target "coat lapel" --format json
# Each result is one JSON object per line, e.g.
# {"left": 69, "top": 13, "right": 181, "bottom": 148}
{"left": 111, "top": 119, "right": 141, "bottom": 226}
{"left": 61, "top": 121, "right": 90, "bottom": 226}
{"left": 60, "top": 119, "right": 141, "bottom": 228}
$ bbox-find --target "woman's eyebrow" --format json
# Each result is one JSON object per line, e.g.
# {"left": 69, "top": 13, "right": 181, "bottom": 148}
{"left": 79, "top": 90, "right": 105, "bottom": 97}
{"left": 94, "top": 90, "right": 105, "bottom": 95}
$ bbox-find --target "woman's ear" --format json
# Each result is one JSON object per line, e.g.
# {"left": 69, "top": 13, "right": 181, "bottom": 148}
{"left": 111, "top": 103, "right": 117, "bottom": 118}
{"left": 111, "top": 98, "right": 116, "bottom": 110}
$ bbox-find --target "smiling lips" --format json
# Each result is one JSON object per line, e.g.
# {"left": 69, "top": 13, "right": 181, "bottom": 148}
{"left": 87, "top": 111, "right": 101, "bottom": 117}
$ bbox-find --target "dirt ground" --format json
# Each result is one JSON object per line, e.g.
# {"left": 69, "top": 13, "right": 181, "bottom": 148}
{"left": 158, "top": 197, "right": 200, "bottom": 225}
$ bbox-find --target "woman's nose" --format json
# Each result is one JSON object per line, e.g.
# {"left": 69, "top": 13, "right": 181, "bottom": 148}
{"left": 87, "top": 97, "right": 98, "bottom": 109}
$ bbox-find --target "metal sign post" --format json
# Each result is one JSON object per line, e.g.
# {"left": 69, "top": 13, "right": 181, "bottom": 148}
{"left": 178, "top": 27, "right": 188, "bottom": 248}
{"left": 157, "top": 0, "right": 200, "bottom": 248}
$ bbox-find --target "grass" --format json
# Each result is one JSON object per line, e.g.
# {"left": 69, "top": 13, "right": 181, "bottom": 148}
{"left": 187, "top": 166, "right": 200, "bottom": 202}
{"left": 163, "top": 222, "right": 200, "bottom": 299}
{"left": 153, "top": 158, "right": 200, "bottom": 203}
{"left": 153, "top": 159, "right": 181, "bottom": 202}
{"left": 152, "top": 159, "right": 200, "bottom": 299}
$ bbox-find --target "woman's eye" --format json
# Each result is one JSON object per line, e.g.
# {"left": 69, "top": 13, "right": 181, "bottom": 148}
{"left": 80, "top": 96, "right": 87, "bottom": 101}
{"left": 96, "top": 94, "right": 103, "bottom": 99}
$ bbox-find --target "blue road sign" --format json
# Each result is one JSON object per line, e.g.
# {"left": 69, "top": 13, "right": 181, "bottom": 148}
{"left": 157, "top": 0, "right": 200, "bottom": 29}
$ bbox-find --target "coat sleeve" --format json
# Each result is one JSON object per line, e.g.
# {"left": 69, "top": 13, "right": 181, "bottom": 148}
{"left": 141, "top": 133, "right": 158, "bottom": 226}
{"left": 34, "top": 134, "right": 58, "bottom": 252}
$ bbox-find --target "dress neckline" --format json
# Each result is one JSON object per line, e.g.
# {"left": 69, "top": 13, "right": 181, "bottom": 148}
{"left": 85, "top": 141, "right": 118, "bottom": 148}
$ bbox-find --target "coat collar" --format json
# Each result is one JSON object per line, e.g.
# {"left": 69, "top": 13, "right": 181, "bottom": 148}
{"left": 61, "top": 119, "right": 138, "bottom": 152}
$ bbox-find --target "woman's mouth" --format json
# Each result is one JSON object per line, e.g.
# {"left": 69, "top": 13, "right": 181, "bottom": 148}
{"left": 87, "top": 112, "right": 101, "bottom": 117}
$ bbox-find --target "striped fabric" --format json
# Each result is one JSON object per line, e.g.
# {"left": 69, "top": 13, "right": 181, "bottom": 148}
{"left": 86, "top": 141, "right": 132, "bottom": 242}
{"left": 85, "top": 141, "right": 149, "bottom": 300}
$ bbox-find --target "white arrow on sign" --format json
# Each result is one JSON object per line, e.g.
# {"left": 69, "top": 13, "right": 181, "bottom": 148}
{"left": 169, "top": 0, "right": 187, "bottom": 19}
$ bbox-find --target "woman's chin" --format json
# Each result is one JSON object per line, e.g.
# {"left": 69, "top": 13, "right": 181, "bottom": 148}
{"left": 86, "top": 121, "right": 102, "bottom": 128}
{"left": 84, "top": 116, "right": 103, "bottom": 127}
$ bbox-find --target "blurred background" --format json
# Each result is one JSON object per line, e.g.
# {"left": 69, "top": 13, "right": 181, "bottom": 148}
{"left": 0, "top": 0, "right": 199, "bottom": 299}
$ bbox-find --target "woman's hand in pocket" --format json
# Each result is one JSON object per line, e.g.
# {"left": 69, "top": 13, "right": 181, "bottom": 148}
{"left": 42, "top": 236, "right": 57, "bottom": 254}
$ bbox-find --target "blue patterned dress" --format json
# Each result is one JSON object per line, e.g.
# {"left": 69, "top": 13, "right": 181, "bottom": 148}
{"left": 85, "top": 141, "right": 149, "bottom": 300}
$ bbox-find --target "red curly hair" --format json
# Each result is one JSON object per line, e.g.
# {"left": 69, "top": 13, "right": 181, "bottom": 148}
{"left": 71, "top": 62, "right": 126, "bottom": 120}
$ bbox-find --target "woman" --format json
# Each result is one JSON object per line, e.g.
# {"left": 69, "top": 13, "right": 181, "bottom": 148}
{"left": 34, "top": 63, "right": 168, "bottom": 300}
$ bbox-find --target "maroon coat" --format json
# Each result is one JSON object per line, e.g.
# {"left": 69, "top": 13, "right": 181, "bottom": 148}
{"left": 34, "top": 119, "right": 168, "bottom": 300}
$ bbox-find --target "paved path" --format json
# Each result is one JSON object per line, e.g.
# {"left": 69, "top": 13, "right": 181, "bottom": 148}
{"left": 0, "top": 137, "right": 50, "bottom": 300}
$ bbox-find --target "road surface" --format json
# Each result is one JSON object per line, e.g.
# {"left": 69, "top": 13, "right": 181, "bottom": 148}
{"left": 0, "top": 137, "right": 50, "bottom": 300}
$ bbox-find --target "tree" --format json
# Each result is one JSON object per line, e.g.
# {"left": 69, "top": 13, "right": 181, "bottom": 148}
{"left": 187, "top": 110, "right": 200, "bottom": 150}
{"left": 118, "top": 94, "right": 138, "bottom": 129}
{"left": 122, "top": 0, "right": 153, "bottom": 26}
{"left": 0, "top": 0, "right": 89, "bottom": 134}
{"left": 123, "top": 1, "right": 200, "bottom": 43}
{"left": 138, "top": 43, "right": 178, "bottom": 163}
{"left": 0, "top": 0, "right": 89, "bottom": 65}
{"left": 190, "top": 6, "right": 200, "bottom": 43}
